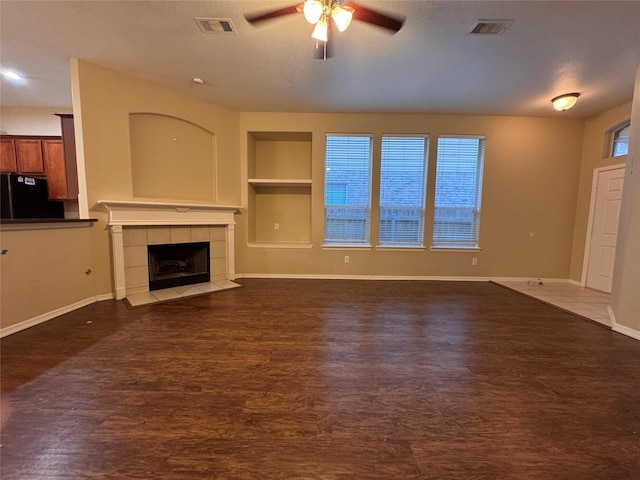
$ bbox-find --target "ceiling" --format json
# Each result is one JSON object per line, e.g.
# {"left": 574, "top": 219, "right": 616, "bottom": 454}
{"left": 1, "top": 1, "right": 639, "bottom": 118}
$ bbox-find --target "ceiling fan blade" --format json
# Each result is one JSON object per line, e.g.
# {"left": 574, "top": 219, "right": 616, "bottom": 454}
{"left": 245, "top": 3, "right": 302, "bottom": 25}
{"left": 345, "top": 2, "right": 405, "bottom": 33}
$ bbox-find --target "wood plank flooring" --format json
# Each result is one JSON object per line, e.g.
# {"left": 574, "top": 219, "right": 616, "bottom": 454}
{"left": 1, "top": 279, "right": 639, "bottom": 479}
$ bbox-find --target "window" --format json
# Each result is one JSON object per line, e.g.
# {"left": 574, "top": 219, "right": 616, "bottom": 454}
{"left": 611, "top": 121, "right": 630, "bottom": 157}
{"left": 324, "top": 135, "right": 372, "bottom": 245}
{"left": 433, "top": 136, "right": 485, "bottom": 248}
{"left": 379, "top": 136, "right": 428, "bottom": 246}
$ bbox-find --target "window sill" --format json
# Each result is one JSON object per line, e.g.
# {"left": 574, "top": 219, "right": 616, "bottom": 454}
{"left": 322, "top": 244, "right": 372, "bottom": 250}
{"left": 377, "top": 245, "right": 426, "bottom": 252}
{"left": 430, "top": 246, "right": 482, "bottom": 253}
{"left": 247, "top": 242, "right": 313, "bottom": 249}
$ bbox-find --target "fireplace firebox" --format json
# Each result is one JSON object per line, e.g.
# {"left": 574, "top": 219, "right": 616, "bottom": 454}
{"left": 147, "top": 242, "right": 210, "bottom": 291}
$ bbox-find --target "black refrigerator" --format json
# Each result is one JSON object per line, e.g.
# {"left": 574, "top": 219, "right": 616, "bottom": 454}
{"left": 1, "top": 173, "right": 65, "bottom": 219}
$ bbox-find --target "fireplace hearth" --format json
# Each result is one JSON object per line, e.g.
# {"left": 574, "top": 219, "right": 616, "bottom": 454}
{"left": 98, "top": 200, "right": 238, "bottom": 300}
{"left": 148, "top": 242, "right": 210, "bottom": 291}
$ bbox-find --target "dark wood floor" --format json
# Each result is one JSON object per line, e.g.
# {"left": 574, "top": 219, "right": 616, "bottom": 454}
{"left": 2, "top": 279, "right": 639, "bottom": 479}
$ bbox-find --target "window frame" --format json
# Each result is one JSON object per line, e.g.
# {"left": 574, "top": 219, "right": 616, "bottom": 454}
{"left": 609, "top": 120, "right": 631, "bottom": 158}
{"left": 378, "top": 134, "right": 429, "bottom": 248}
{"left": 323, "top": 133, "right": 373, "bottom": 247}
{"left": 431, "top": 134, "right": 486, "bottom": 251}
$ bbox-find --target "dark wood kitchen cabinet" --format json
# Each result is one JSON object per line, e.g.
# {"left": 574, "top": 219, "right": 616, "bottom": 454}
{"left": 43, "top": 137, "right": 78, "bottom": 201}
{"left": 42, "top": 139, "right": 72, "bottom": 200}
{"left": 1, "top": 136, "right": 48, "bottom": 175}
{"left": 0, "top": 118, "right": 78, "bottom": 200}
{"left": 15, "top": 138, "right": 45, "bottom": 174}
{"left": 0, "top": 137, "right": 17, "bottom": 172}
{"left": 52, "top": 114, "right": 79, "bottom": 200}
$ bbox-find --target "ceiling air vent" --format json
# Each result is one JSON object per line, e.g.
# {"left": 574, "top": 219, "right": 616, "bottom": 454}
{"left": 469, "top": 19, "right": 514, "bottom": 35}
{"left": 194, "top": 18, "right": 237, "bottom": 34}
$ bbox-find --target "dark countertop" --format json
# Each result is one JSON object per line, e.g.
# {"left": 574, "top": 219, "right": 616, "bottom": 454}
{"left": 0, "top": 218, "right": 98, "bottom": 230}
{"left": 0, "top": 218, "right": 97, "bottom": 224}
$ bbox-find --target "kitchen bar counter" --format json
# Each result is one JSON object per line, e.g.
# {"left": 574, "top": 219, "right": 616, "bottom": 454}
{"left": 0, "top": 218, "right": 97, "bottom": 231}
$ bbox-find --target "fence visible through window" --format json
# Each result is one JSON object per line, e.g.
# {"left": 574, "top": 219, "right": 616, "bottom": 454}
{"left": 324, "top": 135, "right": 372, "bottom": 245}
{"left": 379, "top": 136, "right": 428, "bottom": 247}
{"left": 433, "top": 136, "right": 485, "bottom": 248}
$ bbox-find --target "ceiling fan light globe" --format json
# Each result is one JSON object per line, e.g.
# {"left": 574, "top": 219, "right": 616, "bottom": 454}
{"left": 551, "top": 92, "right": 580, "bottom": 111}
{"left": 312, "top": 18, "right": 329, "bottom": 41}
{"left": 332, "top": 5, "right": 354, "bottom": 32}
{"left": 303, "top": 0, "right": 323, "bottom": 24}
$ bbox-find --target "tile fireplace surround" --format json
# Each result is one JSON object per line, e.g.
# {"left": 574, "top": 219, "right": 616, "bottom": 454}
{"left": 99, "top": 200, "right": 240, "bottom": 301}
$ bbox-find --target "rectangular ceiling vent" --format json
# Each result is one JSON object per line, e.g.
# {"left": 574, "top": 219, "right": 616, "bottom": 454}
{"left": 469, "top": 19, "right": 514, "bottom": 35}
{"left": 194, "top": 18, "right": 237, "bottom": 34}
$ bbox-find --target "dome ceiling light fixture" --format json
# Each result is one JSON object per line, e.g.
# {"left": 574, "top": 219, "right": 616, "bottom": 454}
{"left": 1, "top": 69, "right": 24, "bottom": 81}
{"left": 551, "top": 92, "right": 581, "bottom": 111}
{"left": 245, "top": 1, "right": 404, "bottom": 59}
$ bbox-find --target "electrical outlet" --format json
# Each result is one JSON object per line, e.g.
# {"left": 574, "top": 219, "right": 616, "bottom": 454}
{"left": 274, "top": 223, "right": 279, "bottom": 230}
{"left": 472, "top": 257, "right": 478, "bottom": 266}
{"left": 344, "top": 255, "right": 350, "bottom": 264}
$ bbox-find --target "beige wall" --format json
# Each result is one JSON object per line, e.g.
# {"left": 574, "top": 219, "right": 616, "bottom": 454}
{"left": 0, "top": 226, "right": 95, "bottom": 331}
{"left": 129, "top": 113, "right": 217, "bottom": 202}
{"left": 0, "top": 106, "right": 72, "bottom": 135}
{"left": 73, "top": 60, "right": 241, "bottom": 296}
{"left": 611, "top": 65, "right": 640, "bottom": 334}
{"left": 0, "top": 107, "right": 91, "bottom": 333}
{"left": 3, "top": 60, "right": 637, "bottom": 336}
{"left": 237, "top": 112, "right": 584, "bottom": 279}
{"left": 569, "top": 102, "right": 632, "bottom": 282}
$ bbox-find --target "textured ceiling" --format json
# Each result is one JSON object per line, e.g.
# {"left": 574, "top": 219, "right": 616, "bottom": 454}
{"left": 1, "top": 1, "right": 640, "bottom": 118}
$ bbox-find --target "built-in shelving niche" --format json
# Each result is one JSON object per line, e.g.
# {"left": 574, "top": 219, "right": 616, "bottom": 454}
{"left": 247, "top": 131, "right": 312, "bottom": 247}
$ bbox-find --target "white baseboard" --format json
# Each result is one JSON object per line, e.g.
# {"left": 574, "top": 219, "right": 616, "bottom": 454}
{"left": 606, "top": 305, "right": 616, "bottom": 328}
{"left": 95, "top": 293, "right": 115, "bottom": 302}
{"left": 608, "top": 306, "right": 640, "bottom": 341}
{"left": 490, "top": 277, "right": 570, "bottom": 285}
{"left": 612, "top": 324, "right": 640, "bottom": 341}
{"left": 1, "top": 295, "right": 108, "bottom": 338}
{"left": 235, "top": 273, "right": 491, "bottom": 282}
{"left": 236, "top": 274, "right": 578, "bottom": 284}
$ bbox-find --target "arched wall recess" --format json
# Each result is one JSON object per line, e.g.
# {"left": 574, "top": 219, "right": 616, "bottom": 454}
{"left": 129, "top": 113, "right": 217, "bottom": 202}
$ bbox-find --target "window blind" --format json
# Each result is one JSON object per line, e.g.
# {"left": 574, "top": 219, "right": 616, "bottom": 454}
{"left": 433, "top": 136, "right": 485, "bottom": 248}
{"left": 324, "top": 135, "right": 372, "bottom": 245}
{"left": 379, "top": 136, "right": 428, "bottom": 246}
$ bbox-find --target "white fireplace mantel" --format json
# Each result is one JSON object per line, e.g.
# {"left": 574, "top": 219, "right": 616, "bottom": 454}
{"left": 98, "top": 200, "right": 241, "bottom": 226}
{"left": 98, "top": 200, "right": 241, "bottom": 300}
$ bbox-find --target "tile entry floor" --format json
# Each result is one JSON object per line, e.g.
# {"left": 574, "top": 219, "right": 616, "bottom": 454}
{"left": 493, "top": 280, "right": 612, "bottom": 327}
{"left": 125, "top": 279, "right": 241, "bottom": 307}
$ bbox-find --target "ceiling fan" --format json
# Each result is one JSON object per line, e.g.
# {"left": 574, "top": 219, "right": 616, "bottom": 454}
{"left": 245, "top": 0, "right": 405, "bottom": 59}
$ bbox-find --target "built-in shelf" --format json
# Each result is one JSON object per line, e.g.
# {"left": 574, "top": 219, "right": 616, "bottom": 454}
{"left": 248, "top": 179, "right": 312, "bottom": 187}
{"left": 247, "top": 131, "right": 312, "bottom": 247}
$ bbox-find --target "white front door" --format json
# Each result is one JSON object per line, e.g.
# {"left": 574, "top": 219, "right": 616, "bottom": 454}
{"left": 586, "top": 166, "right": 625, "bottom": 293}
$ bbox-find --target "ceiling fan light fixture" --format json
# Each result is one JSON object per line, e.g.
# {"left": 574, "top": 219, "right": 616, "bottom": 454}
{"left": 332, "top": 5, "right": 354, "bottom": 32}
{"left": 312, "top": 17, "right": 329, "bottom": 42}
{"left": 551, "top": 92, "right": 580, "bottom": 111}
{"left": 303, "top": 0, "right": 323, "bottom": 24}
